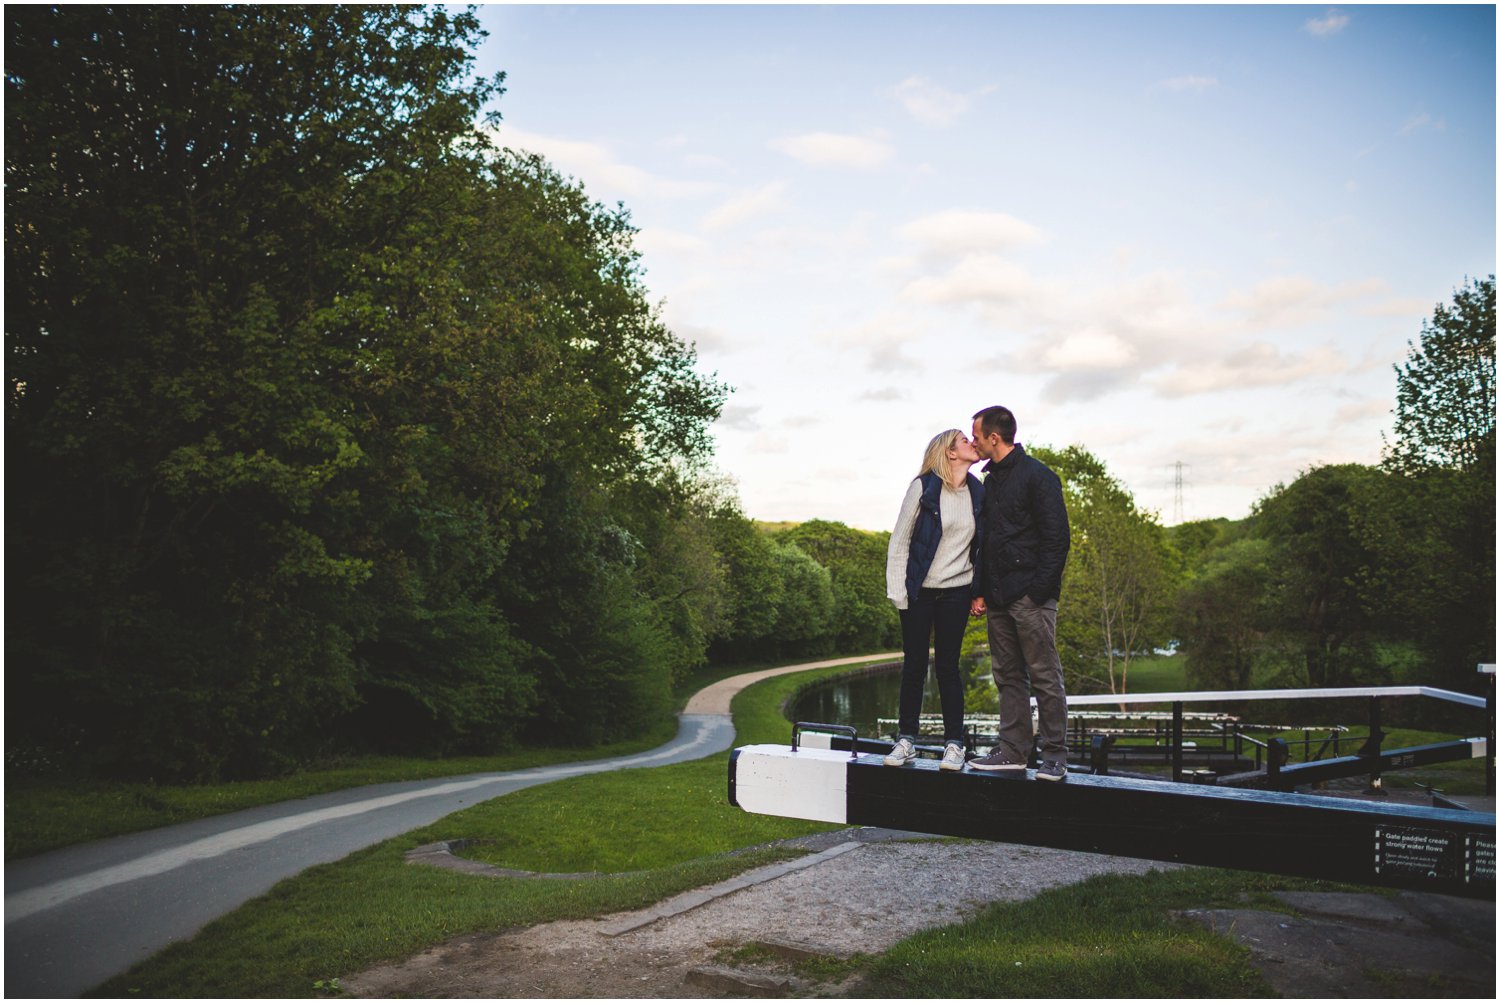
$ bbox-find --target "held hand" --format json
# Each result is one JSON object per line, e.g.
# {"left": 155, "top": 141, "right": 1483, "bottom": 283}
{"left": 970, "top": 597, "right": 987, "bottom": 617}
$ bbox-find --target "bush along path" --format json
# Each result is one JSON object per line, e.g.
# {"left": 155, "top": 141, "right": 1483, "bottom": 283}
{"left": 3, "top": 654, "right": 898, "bottom": 998}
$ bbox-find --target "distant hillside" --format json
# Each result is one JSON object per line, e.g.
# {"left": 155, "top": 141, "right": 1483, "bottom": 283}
{"left": 1165, "top": 516, "right": 1253, "bottom": 563}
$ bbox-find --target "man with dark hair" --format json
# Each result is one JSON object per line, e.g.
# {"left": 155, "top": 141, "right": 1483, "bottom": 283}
{"left": 967, "top": 405, "right": 1071, "bottom": 780}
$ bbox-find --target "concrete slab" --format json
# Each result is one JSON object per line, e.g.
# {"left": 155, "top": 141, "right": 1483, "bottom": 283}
{"left": 596, "top": 841, "right": 864, "bottom": 936}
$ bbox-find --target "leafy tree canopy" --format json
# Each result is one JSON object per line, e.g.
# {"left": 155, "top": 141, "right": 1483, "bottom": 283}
{"left": 1385, "top": 275, "right": 1495, "bottom": 475}
{"left": 5, "top": 5, "right": 727, "bottom": 778}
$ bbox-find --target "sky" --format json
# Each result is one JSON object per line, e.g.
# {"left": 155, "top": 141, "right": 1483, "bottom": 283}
{"left": 471, "top": 4, "right": 1496, "bottom": 531}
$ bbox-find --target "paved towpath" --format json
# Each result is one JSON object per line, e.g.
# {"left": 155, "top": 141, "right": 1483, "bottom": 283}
{"left": 4, "top": 654, "right": 897, "bottom": 998}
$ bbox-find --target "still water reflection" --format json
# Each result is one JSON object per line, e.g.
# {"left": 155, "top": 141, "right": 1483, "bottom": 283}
{"left": 788, "top": 664, "right": 949, "bottom": 742}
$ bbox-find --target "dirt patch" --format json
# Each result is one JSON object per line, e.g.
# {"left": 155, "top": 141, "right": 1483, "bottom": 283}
{"left": 342, "top": 832, "right": 1172, "bottom": 998}
{"left": 1180, "top": 889, "right": 1495, "bottom": 999}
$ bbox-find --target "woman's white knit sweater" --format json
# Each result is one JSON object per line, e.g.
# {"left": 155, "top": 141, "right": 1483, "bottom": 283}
{"left": 885, "top": 477, "right": 976, "bottom": 610}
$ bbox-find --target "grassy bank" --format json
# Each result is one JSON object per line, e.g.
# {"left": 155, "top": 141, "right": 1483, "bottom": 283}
{"left": 860, "top": 868, "right": 1337, "bottom": 997}
{"left": 6, "top": 653, "right": 894, "bottom": 861}
{"left": 89, "top": 662, "right": 852, "bottom": 998}
{"left": 5, "top": 722, "right": 676, "bottom": 861}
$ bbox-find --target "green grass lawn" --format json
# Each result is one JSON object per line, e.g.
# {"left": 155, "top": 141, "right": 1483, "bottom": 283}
{"left": 1122, "top": 653, "right": 1188, "bottom": 692}
{"left": 8, "top": 653, "right": 898, "bottom": 862}
{"left": 5, "top": 722, "right": 677, "bottom": 861}
{"left": 860, "top": 868, "right": 1344, "bottom": 998}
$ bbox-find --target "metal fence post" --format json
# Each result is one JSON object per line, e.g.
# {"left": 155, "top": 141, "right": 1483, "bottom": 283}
{"left": 1363, "top": 696, "right": 1385, "bottom": 795}
{"left": 1267, "top": 737, "right": 1288, "bottom": 789}
{"left": 1172, "top": 701, "right": 1184, "bottom": 783}
{"left": 1483, "top": 663, "right": 1496, "bottom": 796}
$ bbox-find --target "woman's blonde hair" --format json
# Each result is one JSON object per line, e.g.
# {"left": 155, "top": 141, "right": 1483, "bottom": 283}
{"left": 918, "top": 429, "right": 964, "bottom": 486}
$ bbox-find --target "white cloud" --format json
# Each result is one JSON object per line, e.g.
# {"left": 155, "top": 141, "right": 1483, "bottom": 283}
{"left": 635, "top": 227, "right": 708, "bottom": 258}
{"left": 900, "top": 254, "right": 1038, "bottom": 308}
{"left": 670, "top": 320, "right": 738, "bottom": 355}
{"left": 769, "top": 132, "right": 895, "bottom": 169}
{"left": 1042, "top": 369, "right": 1142, "bottom": 404}
{"left": 716, "top": 404, "right": 762, "bottom": 431}
{"left": 701, "top": 181, "right": 791, "bottom": 230}
{"left": 858, "top": 386, "right": 908, "bottom": 402}
{"left": 1019, "top": 274, "right": 1221, "bottom": 400}
{"left": 1154, "top": 342, "right": 1347, "bottom": 397}
{"left": 1219, "top": 275, "right": 1384, "bottom": 327}
{"left": 898, "top": 210, "right": 1044, "bottom": 257}
{"left": 890, "top": 76, "right": 986, "bottom": 127}
{"left": 496, "top": 126, "right": 720, "bottom": 200}
{"left": 1041, "top": 327, "right": 1139, "bottom": 371}
{"left": 1333, "top": 398, "right": 1391, "bottom": 425}
{"left": 820, "top": 317, "right": 931, "bottom": 375}
{"left": 1073, "top": 271, "right": 1205, "bottom": 341}
{"left": 896, "top": 257, "right": 1381, "bottom": 410}
{"left": 1152, "top": 75, "right": 1220, "bottom": 92}
{"left": 1304, "top": 9, "right": 1351, "bottom": 37}
{"left": 750, "top": 434, "right": 790, "bottom": 454}
{"left": 1361, "top": 296, "right": 1430, "bottom": 318}
{"left": 867, "top": 341, "right": 925, "bottom": 375}
{"left": 874, "top": 253, "right": 922, "bottom": 277}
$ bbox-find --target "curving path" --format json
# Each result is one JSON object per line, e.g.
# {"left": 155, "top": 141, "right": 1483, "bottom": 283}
{"left": 3, "top": 653, "right": 896, "bottom": 998}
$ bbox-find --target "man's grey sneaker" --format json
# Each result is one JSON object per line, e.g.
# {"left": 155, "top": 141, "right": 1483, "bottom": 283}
{"left": 968, "top": 750, "right": 1027, "bottom": 771}
{"left": 940, "top": 742, "right": 965, "bottom": 771}
{"left": 884, "top": 737, "right": 917, "bottom": 767}
{"left": 1037, "top": 760, "right": 1067, "bottom": 781}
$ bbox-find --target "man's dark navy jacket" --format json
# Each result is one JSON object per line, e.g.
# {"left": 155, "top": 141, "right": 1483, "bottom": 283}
{"left": 977, "top": 444, "right": 1070, "bottom": 606}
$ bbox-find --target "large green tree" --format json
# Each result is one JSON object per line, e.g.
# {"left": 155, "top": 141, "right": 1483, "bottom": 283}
{"left": 778, "top": 520, "right": 899, "bottom": 653}
{"left": 1377, "top": 276, "right": 1496, "bottom": 691}
{"left": 1175, "top": 538, "right": 1278, "bottom": 691}
{"left": 1172, "top": 280, "right": 1495, "bottom": 697}
{"left": 1250, "top": 464, "right": 1394, "bottom": 688}
{"left": 704, "top": 499, "right": 787, "bottom": 659}
{"left": 1385, "top": 276, "right": 1495, "bottom": 475}
{"left": 6, "top": 6, "right": 725, "bottom": 777}
{"left": 766, "top": 540, "right": 838, "bottom": 654}
{"left": 1034, "top": 446, "right": 1179, "bottom": 694}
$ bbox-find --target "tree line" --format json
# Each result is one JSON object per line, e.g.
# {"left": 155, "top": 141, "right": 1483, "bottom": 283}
{"left": 5, "top": 6, "right": 903, "bottom": 781}
{"left": 7, "top": 7, "right": 1491, "bottom": 783}
{"left": 1034, "top": 276, "right": 1494, "bottom": 708}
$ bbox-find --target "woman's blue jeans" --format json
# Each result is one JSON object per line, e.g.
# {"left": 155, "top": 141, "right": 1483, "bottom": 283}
{"left": 897, "top": 585, "right": 969, "bottom": 743}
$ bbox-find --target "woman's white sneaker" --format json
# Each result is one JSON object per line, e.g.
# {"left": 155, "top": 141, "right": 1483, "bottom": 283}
{"left": 940, "top": 742, "right": 965, "bottom": 771}
{"left": 884, "top": 737, "right": 918, "bottom": 767}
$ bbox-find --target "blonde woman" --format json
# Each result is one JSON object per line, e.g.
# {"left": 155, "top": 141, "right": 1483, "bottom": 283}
{"left": 883, "top": 429, "right": 985, "bottom": 770}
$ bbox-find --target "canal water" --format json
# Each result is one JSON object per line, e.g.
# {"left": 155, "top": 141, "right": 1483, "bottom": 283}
{"left": 788, "top": 662, "right": 949, "bottom": 742}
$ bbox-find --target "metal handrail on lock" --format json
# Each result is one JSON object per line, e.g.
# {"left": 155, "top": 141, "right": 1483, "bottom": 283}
{"left": 791, "top": 721, "right": 860, "bottom": 760}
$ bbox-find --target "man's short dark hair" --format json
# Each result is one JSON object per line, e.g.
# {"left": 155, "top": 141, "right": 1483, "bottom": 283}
{"left": 973, "top": 405, "right": 1016, "bottom": 445}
